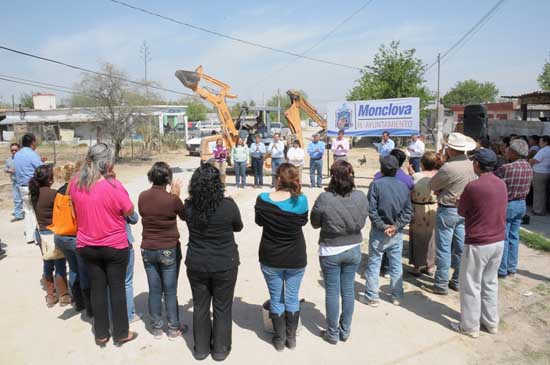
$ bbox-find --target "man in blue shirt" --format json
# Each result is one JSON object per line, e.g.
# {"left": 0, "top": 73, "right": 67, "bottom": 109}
{"left": 4, "top": 143, "right": 23, "bottom": 221}
{"left": 13, "top": 133, "right": 45, "bottom": 243}
{"left": 250, "top": 134, "right": 267, "bottom": 188}
{"left": 268, "top": 133, "right": 285, "bottom": 188}
{"left": 374, "top": 131, "right": 395, "bottom": 159}
{"left": 307, "top": 134, "right": 326, "bottom": 188}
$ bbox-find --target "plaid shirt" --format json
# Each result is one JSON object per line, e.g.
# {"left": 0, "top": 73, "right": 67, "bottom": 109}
{"left": 494, "top": 159, "right": 533, "bottom": 201}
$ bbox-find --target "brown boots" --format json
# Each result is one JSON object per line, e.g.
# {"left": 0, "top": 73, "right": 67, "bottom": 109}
{"left": 56, "top": 276, "right": 72, "bottom": 306}
{"left": 44, "top": 276, "right": 58, "bottom": 307}
{"left": 43, "top": 275, "right": 72, "bottom": 307}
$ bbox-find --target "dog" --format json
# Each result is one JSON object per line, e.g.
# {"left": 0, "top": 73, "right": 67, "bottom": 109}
{"left": 358, "top": 154, "right": 367, "bottom": 167}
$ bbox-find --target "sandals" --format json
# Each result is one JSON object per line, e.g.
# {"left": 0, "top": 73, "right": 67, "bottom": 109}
{"left": 95, "top": 336, "right": 110, "bottom": 348}
{"left": 114, "top": 331, "right": 138, "bottom": 347}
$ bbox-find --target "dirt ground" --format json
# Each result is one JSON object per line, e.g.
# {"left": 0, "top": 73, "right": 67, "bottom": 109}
{"left": 1, "top": 134, "right": 550, "bottom": 365}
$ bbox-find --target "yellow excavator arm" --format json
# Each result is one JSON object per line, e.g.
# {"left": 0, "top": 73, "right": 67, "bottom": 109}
{"left": 284, "top": 90, "right": 327, "bottom": 147}
{"left": 175, "top": 66, "right": 239, "bottom": 161}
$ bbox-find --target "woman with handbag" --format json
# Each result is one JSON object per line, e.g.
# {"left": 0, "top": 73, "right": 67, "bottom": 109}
{"left": 70, "top": 143, "right": 137, "bottom": 347}
{"left": 51, "top": 163, "right": 90, "bottom": 314}
{"left": 29, "top": 164, "right": 70, "bottom": 308}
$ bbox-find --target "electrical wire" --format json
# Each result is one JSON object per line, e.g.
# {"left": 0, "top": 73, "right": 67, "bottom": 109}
{"left": 243, "top": 0, "right": 374, "bottom": 94}
{"left": 108, "top": 0, "right": 364, "bottom": 71}
{"left": 0, "top": 45, "right": 196, "bottom": 97}
{"left": 424, "top": 0, "right": 506, "bottom": 74}
{"left": 0, "top": 76, "right": 90, "bottom": 97}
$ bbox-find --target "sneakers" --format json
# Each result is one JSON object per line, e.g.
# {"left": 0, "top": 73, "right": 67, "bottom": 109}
{"left": 392, "top": 298, "right": 401, "bottom": 306}
{"left": 358, "top": 293, "right": 379, "bottom": 307}
{"left": 152, "top": 327, "right": 163, "bottom": 339}
{"left": 482, "top": 323, "right": 498, "bottom": 334}
{"left": 168, "top": 324, "right": 188, "bottom": 341}
{"left": 450, "top": 322, "right": 479, "bottom": 338}
{"left": 320, "top": 330, "right": 338, "bottom": 345}
{"left": 448, "top": 281, "right": 459, "bottom": 292}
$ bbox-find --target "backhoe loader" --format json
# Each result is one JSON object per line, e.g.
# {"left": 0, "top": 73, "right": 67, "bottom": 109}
{"left": 283, "top": 90, "right": 327, "bottom": 147}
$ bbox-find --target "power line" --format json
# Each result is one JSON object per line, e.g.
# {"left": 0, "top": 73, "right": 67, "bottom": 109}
{"left": 425, "top": 0, "right": 506, "bottom": 74}
{"left": 243, "top": 0, "right": 374, "bottom": 94}
{"left": 0, "top": 73, "right": 78, "bottom": 93}
{"left": 0, "top": 45, "right": 196, "bottom": 97}
{"left": 0, "top": 76, "right": 89, "bottom": 97}
{"left": 108, "top": 0, "right": 364, "bottom": 71}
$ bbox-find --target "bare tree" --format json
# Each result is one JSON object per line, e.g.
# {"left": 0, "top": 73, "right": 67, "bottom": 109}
{"left": 77, "top": 63, "right": 135, "bottom": 159}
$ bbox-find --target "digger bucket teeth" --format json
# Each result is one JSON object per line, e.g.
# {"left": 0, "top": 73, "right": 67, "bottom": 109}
{"left": 175, "top": 70, "right": 200, "bottom": 91}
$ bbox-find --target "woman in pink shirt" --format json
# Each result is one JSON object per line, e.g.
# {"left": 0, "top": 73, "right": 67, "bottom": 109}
{"left": 70, "top": 143, "right": 137, "bottom": 347}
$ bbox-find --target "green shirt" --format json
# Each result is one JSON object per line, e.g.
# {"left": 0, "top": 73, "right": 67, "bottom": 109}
{"left": 232, "top": 146, "right": 249, "bottom": 163}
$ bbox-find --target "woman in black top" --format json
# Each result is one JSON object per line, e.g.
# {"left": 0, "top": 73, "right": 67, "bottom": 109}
{"left": 184, "top": 163, "right": 243, "bottom": 362}
{"left": 255, "top": 163, "right": 308, "bottom": 352}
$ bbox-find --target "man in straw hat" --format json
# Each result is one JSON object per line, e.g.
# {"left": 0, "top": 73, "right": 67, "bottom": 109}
{"left": 426, "top": 133, "right": 477, "bottom": 295}
{"left": 451, "top": 148, "right": 507, "bottom": 338}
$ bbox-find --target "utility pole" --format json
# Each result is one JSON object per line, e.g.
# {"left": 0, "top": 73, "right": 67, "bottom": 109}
{"left": 139, "top": 41, "right": 152, "bottom": 99}
{"left": 277, "top": 88, "right": 281, "bottom": 124}
{"left": 435, "top": 53, "right": 443, "bottom": 151}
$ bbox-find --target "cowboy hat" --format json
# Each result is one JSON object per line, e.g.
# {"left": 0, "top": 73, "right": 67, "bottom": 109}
{"left": 445, "top": 132, "right": 476, "bottom": 151}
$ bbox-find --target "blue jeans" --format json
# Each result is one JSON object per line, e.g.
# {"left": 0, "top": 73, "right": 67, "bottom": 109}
{"left": 434, "top": 206, "right": 465, "bottom": 291}
{"left": 54, "top": 235, "right": 82, "bottom": 289}
{"left": 365, "top": 228, "right": 404, "bottom": 300}
{"left": 126, "top": 245, "right": 135, "bottom": 320}
{"left": 319, "top": 245, "right": 361, "bottom": 341}
{"left": 142, "top": 247, "right": 181, "bottom": 329}
{"left": 261, "top": 264, "right": 305, "bottom": 315}
{"left": 271, "top": 158, "right": 283, "bottom": 187}
{"left": 234, "top": 160, "right": 247, "bottom": 187}
{"left": 410, "top": 157, "right": 421, "bottom": 173}
{"left": 499, "top": 200, "right": 526, "bottom": 276}
{"left": 12, "top": 181, "right": 23, "bottom": 219}
{"left": 252, "top": 158, "right": 264, "bottom": 186}
{"left": 310, "top": 158, "right": 323, "bottom": 187}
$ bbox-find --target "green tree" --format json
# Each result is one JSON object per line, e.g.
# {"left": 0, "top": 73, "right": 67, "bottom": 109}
{"left": 185, "top": 99, "right": 208, "bottom": 121}
{"left": 442, "top": 80, "right": 499, "bottom": 106}
{"left": 538, "top": 55, "right": 550, "bottom": 91}
{"left": 347, "top": 41, "right": 433, "bottom": 114}
{"left": 20, "top": 93, "right": 34, "bottom": 109}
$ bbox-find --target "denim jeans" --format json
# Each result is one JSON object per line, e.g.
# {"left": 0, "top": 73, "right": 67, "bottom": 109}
{"left": 499, "top": 200, "right": 526, "bottom": 276}
{"left": 126, "top": 245, "right": 135, "bottom": 320}
{"left": 271, "top": 158, "right": 283, "bottom": 187}
{"left": 410, "top": 157, "right": 421, "bottom": 173}
{"left": 12, "top": 181, "right": 23, "bottom": 219}
{"left": 310, "top": 158, "right": 323, "bottom": 187}
{"left": 365, "top": 228, "right": 404, "bottom": 300}
{"left": 54, "top": 235, "right": 85, "bottom": 289}
{"left": 319, "top": 245, "right": 361, "bottom": 341}
{"left": 234, "top": 160, "right": 247, "bottom": 187}
{"left": 261, "top": 264, "right": 305, "bottom": 315}
{"left": 142, "top": 247, "right": 181, "bottom": 329}
{"left": 252, "top": 158, "right": 264, "bottom": 186}
{"left": 434, "top": 206, "right": 465, "bottom": 292}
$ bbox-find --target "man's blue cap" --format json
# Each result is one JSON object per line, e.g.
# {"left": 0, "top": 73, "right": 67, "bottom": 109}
{"left": 474, "top": 148, "right": 497, "bottom": 166}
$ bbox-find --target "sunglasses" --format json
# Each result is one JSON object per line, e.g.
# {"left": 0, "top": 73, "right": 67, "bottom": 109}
{"left": 10, "top": 149, "right": 18, "bottom": 153}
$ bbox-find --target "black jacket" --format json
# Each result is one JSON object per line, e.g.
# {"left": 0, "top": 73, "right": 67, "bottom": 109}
{"left": 255, "top": 194, "right": 308, "bottom": 269}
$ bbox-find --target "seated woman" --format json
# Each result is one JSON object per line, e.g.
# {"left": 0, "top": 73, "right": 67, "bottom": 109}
{"left": 255, "top": 163, "right": 308, "bottom": 351}
{"left": 184, "top": 163, "right": 243, "bottom": 361}
{"left": 311, "top": 160, "right": 368, "bottom": 344}
{"left": 30, "top": 164, "right": 70, "bottom": 308}
{"left": 138, "top": 162, "right": 186, "bottom": 340}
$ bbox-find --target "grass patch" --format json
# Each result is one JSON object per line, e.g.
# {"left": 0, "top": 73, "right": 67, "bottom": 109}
{"left": 520, "top": 230, "right": 550, "bottom": 252}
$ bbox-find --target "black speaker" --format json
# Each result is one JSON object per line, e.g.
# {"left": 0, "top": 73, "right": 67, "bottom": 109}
{"left": 463, "top": 104, "right": 487, "bottom": 140}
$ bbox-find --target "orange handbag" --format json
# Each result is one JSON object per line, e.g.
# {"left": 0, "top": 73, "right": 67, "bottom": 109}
{"left": 47, "top": 183, "right": 77, "bottom": 236}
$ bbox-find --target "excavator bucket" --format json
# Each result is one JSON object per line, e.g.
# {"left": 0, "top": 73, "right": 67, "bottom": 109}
{"left": 175, "top": 70, "right": 201, "bottom": 91}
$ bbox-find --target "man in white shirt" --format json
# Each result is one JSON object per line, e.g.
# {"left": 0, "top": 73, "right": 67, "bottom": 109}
{"left": 287, "top": 140, "right": 305, "bottom": 182}
{"left": 331, "top": 129, "right": 350, "bottom": 162}
{"left": 268, "top": 133, "right": 286, "bottom": 188}
{"left": 407, "top": 134, "right": 425, "bottom": 172}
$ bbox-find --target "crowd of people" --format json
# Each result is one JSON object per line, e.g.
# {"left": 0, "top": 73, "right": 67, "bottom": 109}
{"left": 2, "top": 129, "right": 550, "bottom": 360}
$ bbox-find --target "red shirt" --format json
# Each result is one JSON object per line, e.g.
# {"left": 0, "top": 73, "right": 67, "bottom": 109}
{"left": 458, "top": 173, "right": 507, "bottom": 245}
{"left": 494, "top": 159, "right": 533, "bottom": 201}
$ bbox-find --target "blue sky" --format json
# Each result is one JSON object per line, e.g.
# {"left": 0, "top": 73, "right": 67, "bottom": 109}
{"left": 0, "top": 0, "right": 548, "bottom": 107}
